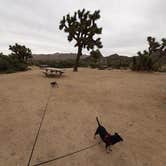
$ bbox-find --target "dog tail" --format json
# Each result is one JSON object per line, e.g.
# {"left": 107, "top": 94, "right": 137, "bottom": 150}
{"left": 96, "top": 117, "right": 101, "bottom": 126}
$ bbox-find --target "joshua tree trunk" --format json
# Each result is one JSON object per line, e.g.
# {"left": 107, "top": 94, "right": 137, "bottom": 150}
{"left": 73, "top": 46, "right": 82, "bottom": 72}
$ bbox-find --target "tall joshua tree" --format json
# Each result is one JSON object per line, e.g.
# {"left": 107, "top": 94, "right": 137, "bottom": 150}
{"left": 59, "top": 9, "right": 103, "bottom": 71}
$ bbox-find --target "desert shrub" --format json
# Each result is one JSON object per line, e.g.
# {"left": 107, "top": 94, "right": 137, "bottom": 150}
{"left": 131, "top": 55, "right": 153, "bottom": 71}
{"left": 131, "top": 53, "right": 165, "bottom": 71}
{"left": 89, "top": 62, "right": 98, "bottom": 68}
{"left": 131, "top": 36, "right": 166, "bottom": 72}
{"left": 0, "top": 43, "right": 32, "bottom": 73}
{"left": 158, "top": 65, "right": 166, "bottom": 72}
{"left": 106, "top": 54, "right": 131, "bottom": 69}
{"left": 151, "top": 63, "right": 161, "bottom": 71}
{"left": 89, "top": 49, "right": 104, "bottom": 68}
{"left": 79, "top": 59, "right": 89, "bottom": 67}
{"left": 107, "top": 59, "right": 130, "bottom": 69}
{"left": 0, "top": 54, "right": 11, "bottom": 71}
{"left": 0, "top": 54, "right": 28, "bottom": 73}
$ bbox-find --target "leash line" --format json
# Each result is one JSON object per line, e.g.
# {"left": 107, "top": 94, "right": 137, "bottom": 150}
{"left": 32, "top": 142, "right": 99, "bottom": 166}
{"left": 27, "top": 90, "right": 52, "bottom": 166}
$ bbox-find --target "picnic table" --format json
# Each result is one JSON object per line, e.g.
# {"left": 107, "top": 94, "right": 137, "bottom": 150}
{"left": 42, "top": 67, "right": 65, "bottom": 77}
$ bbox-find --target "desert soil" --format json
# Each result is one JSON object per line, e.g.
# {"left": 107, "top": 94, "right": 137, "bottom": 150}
{"left": 0, "top": 67, "right": 166, "bottom": 166}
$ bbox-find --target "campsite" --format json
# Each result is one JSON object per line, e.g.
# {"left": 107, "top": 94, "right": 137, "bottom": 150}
{"left": 0, "top": 0, "right": 166, "bottom": 165}
{"left": 0, "top": 67, "right": 165, "bottom": 165}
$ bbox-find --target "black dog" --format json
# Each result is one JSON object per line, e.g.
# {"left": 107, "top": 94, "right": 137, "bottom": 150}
{"left": 94, "top": 117, "right": 123, "bottom": 152}
{"left": 50, "top": 81, "right": 58, "bottom": 88}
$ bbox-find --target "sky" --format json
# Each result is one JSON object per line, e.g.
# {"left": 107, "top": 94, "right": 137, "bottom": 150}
{"left": 0, "top": 0, "right": 165, "bottom": 56}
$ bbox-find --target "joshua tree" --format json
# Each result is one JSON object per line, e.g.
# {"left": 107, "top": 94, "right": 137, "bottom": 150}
{"left": 147, "top": 36, "right": 160, "bottom": 56}
{"left": 132, "top": 36, "right": 166, "bottom": 71}
{"left": 9, "top": 43, "right": 32, "bottom": 63}
{"left": 90, "top": 49, "right": 102, "bottom": 63}
{"left": 160, "top": 38, "right": 166, "bottom": 56}
{"left": 59, "top": 9, "right": 103, "bottom": 71}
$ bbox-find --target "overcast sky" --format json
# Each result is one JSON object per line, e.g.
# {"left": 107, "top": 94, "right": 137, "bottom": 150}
{"left": 0, "top": 0, "right": 165, "bottom": 56}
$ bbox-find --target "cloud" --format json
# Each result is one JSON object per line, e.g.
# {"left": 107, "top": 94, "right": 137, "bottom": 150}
{"left": 0, "top": 0, "right": 165, "bottom": 56}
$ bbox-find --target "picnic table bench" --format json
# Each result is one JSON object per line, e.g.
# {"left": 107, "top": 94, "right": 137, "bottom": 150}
{"left": 42, "top": 67, "right": 65, "bottom": 77}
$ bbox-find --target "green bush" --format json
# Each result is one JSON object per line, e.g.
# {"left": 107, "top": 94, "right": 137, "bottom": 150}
{"left": 0, "top": 54, "right": 28, "bottom": 73}
{"left": 89, "top": 62, "right": 98, "bottom": 68}
{"left": 130, "top": 54, "right": 164, "bottom": 71}
{"left": 0, "top": 55, "right": 11, "bottom": 71}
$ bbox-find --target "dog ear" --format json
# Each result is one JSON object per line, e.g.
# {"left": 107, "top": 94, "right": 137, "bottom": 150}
{"left": 119, "top": 135, "right": 123, "bottom": 141}
{"left": 115, "top": 133, "right": 123, "bottom": 141}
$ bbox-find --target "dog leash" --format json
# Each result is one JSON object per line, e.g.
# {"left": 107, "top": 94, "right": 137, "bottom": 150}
{"left": 27, "top": 82, "right": 100, "bottom": 166}
{"left": 27, "top": 86, "right": 53, "bottom": 166}
{"left": 32, "top": 142, "right": 100, "bottom": 166}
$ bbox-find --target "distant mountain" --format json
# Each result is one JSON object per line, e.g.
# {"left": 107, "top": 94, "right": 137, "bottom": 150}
{"left": 33, "top": 53, "right": 89, "bottom": 61}
{"left": 106, "top": 53, "right": 131, "bottom": 59}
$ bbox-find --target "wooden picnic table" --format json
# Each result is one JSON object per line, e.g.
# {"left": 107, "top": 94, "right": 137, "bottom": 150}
{"left": 42, "top": 67, "right": 65, "bottom": 77}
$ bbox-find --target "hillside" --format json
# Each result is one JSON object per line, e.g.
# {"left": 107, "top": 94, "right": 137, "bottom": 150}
{"left": 105, "top": 54, "right": 132, "bottom": 68}
{"left": 32, "top": 52, "right": 165, "bottom": 70}
{"left": 33, "top": 53, "right": 89, "bottom": 61}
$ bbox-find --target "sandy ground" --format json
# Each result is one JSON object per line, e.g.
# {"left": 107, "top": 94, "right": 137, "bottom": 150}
{"left": 0, "top": 67, "right": 166, "bottom": 166}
